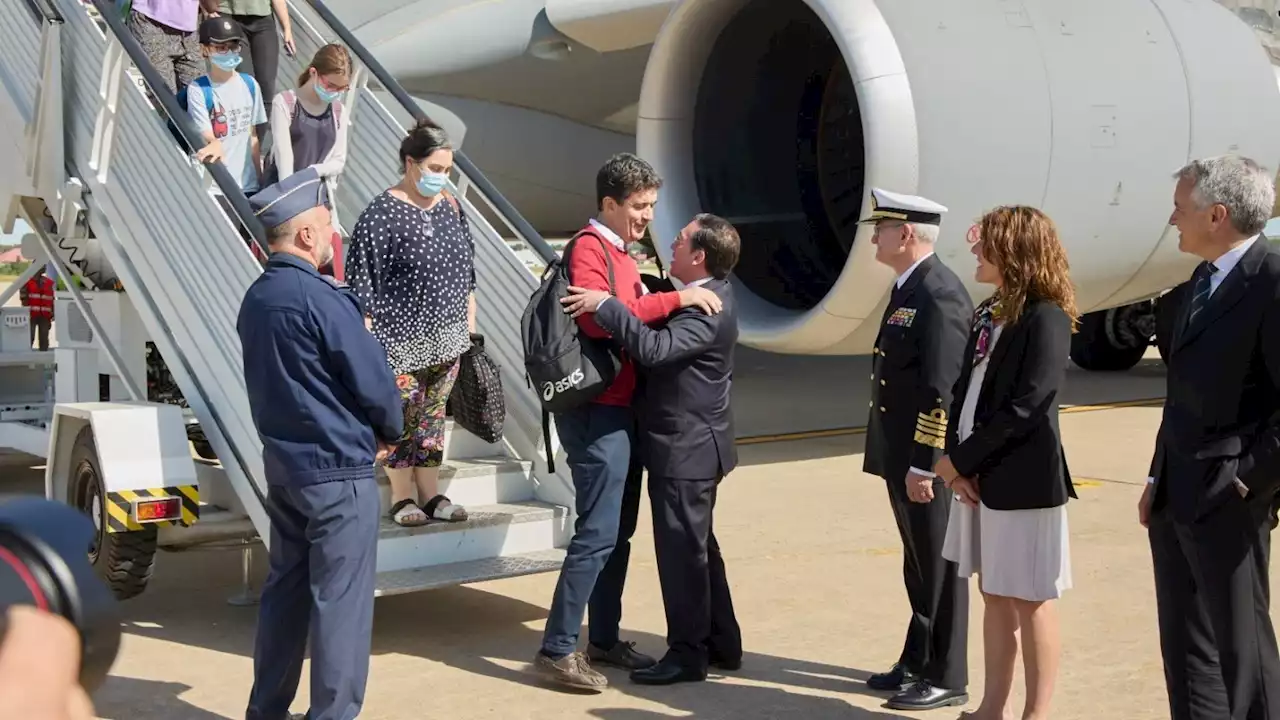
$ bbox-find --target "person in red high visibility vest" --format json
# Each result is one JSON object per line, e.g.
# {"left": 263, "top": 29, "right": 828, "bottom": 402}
{"left": 20, "top": 266, "right": 54, "bottom": 350}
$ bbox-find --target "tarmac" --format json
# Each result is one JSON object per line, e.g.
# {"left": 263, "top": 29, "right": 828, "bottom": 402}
{"left": 1, "top": 347, "right": 1269, "bottom": 719}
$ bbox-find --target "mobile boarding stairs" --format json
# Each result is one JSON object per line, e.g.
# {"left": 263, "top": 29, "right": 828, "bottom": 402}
{"left": 0, "top": 0, "right": 577, "bottom": 601}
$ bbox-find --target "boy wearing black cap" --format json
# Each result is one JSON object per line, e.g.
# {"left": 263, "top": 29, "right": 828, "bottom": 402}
{"left": 188, "top": 16, "right": 267, "bottom": 195}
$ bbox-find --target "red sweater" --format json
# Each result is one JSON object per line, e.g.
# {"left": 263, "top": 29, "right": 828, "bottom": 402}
{"left": 568, "top": 226, "right": 681, "bottom": 407}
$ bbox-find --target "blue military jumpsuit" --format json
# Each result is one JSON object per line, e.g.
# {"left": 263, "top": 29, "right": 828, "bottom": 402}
{"left": 238, "top": 246, "right": 402, "bottom": 720}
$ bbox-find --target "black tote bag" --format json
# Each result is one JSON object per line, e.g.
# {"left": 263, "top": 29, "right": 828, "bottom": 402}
{"left": 449, "top": 333, "right": 505, "bottom": 444}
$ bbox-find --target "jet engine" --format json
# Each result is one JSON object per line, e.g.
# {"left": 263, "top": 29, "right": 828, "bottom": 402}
{"left": 638, "top": 0, "right": 1280, "bottom": 359}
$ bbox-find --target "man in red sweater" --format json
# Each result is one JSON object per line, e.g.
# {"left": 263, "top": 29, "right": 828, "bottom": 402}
{"left": 534, "top": 153, "right": 721, "bottom": 690}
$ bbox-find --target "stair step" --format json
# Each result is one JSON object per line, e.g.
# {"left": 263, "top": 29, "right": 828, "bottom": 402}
{"left": 375, "top": 456, "right": 533, "bottom": 509}
{"left": 375, "top": 500, "right": 570, "bottom": 574}
{"left": 374, "top": 548, "right": 566, "bottom": 597}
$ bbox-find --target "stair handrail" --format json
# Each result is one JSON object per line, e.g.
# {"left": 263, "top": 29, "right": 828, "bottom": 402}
{"left": 301, "top": 0, "right": 559, "bottom": 265}
{"left": 23, "top": 0, "right": 64, "bottom": 24}
{"left": 86, "top": 0, "right": 270, "bottom": 255}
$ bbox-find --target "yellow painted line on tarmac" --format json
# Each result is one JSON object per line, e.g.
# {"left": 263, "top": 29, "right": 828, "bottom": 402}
{"left": 1060, "top": 397, "right": 1164, "bottom": 414}
{"left": 737, "top": 426, "right": 867, "bottom": 446}
{"left": 1072, "top": 479, "right": 1105, "bottom": 489}
{"left": 736, "top": 397, "right": 1165, "bottom": 446}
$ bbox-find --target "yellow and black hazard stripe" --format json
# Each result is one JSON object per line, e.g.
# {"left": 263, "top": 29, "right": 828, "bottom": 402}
{"left": 104, "top": 486, "right": 199, "bottom": 533}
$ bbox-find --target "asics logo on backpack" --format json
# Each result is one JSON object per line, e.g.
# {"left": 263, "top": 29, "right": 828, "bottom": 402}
{"left": 542, "top": 368, "right": 586, "bottom": 401}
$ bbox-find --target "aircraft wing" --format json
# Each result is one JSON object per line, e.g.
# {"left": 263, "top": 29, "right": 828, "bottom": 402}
{"left": 544, "top": 0, "right": 676, "bottom": 52}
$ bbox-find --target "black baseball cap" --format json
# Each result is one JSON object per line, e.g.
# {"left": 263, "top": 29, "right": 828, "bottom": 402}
{"left": 198, "top": 16, "right": 243, "bottom": 45}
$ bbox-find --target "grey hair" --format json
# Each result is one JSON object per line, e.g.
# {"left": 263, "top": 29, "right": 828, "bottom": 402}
{"left": 909, "top": 223, "right": 940, "bottom": 244}
{"left": 1173, "top": 154, "right": 1275, "bottom": 236}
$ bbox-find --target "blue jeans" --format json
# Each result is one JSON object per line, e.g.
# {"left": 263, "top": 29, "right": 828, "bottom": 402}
{"left": 541, "top": 403, "right": 635, "bottom": 657}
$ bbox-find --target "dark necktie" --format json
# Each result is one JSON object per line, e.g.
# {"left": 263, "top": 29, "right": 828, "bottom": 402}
{"left": 1186, "top": 260, "right": 1218, "bottom": 327}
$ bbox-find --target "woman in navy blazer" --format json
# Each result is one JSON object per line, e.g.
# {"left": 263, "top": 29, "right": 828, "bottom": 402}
{"left": 932, "top": 206, "right": 1079, "bottom": 720}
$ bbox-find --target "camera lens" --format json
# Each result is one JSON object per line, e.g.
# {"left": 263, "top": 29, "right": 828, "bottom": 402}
{"left": 0, "top": 498, "right": 121, "bottom": 693}
{"left": 0, "top": 530, "right": 63, "bottom": 614}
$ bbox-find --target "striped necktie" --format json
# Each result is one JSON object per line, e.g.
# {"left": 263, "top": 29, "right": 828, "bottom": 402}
{"left": 1186, "top": 260, "right": 1218, "bottom": 327}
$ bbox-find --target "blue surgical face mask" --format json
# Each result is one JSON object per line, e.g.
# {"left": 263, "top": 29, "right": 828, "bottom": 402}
{"left": 315, "top": 85, "right": 344, "bottom": 104}
{"left": 415, "top": 171, "right": 448, "bottom": 197}
{"left": 210, "top": 51, "right": 242, "bottom": 70}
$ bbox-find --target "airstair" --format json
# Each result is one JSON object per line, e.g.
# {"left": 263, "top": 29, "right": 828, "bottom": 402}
{"left": 0, "top": 0, "right": 578, "bottom": 600}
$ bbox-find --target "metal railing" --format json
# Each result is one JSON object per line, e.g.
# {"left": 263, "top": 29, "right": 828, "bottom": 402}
{"left": 302, "top": 0, "right": 558, "bottom": 264}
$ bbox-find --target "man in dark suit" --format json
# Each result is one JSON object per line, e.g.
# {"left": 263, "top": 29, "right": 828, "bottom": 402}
{"left": 860, "top": 188, "right": 972, "bottom": 711}
{"left": 1142, "top": 154, "right": 1280, "bottom": 720}
{"left": 563, "top": 213, "right": 743, "bottom": 686}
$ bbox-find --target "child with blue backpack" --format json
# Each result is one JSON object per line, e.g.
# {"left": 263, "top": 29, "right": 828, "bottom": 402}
{"left": 187, "top": 16, "right": 268, "bottom": 197}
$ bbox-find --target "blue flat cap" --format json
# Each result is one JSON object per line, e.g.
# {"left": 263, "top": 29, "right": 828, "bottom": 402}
{"left": 248, "top": 167, "right": 330, "bottom": 230}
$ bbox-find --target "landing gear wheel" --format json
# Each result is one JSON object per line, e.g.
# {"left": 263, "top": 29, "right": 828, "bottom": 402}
{"left": 1070, "top": 305, "right": 1150, "bottom": 372}
{"left": 186, "top": 424, "right": 217, "bottom": 461}
{"left": 1154, "top": 282, "right": 1190, "bottom": 365}
{"left": 70, "top": 425, "right": 157, "bottom": 600}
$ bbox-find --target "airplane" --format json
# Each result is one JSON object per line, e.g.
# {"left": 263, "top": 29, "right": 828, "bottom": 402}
{"left": 333, "top": 0, "right": 1280, "bottom": 371}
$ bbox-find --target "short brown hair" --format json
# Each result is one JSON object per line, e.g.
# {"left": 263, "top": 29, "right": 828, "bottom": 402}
{"left": 972, "top": 205, "right": 1079, "bottom": 330}
{"left": 298, "top": 43, "right": 351, "bottom": 87}
{"left": 690, "top": 213, "right": 740, "bottom": 280}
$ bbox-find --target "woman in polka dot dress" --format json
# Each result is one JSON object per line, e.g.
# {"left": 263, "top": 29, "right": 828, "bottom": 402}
{"left": 346, "top": 120, "right": 476, "bottom": 527}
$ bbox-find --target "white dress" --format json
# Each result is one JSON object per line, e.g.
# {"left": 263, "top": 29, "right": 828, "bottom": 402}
{"left": 940, "top": 326, "right": 1073, "bottom": 601}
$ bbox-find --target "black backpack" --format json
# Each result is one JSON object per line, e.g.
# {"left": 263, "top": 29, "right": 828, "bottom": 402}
{"left": 521, "top": 230, "right": 620, "bottom": 471}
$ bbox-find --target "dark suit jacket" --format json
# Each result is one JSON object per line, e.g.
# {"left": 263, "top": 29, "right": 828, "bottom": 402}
{"left": 594, "top": 278, "right": 738, "bottom": 480}
{"left": 946, "top": 298, "right": 1077, "bottom": 510}
{"left": 1150, "top": 237, "right": 1280, "bottom": 523}
{"left": 863, "top": 255, "right": 974, "bottom": 484}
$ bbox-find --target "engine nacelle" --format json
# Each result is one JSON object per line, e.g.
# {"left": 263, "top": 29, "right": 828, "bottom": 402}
{"left": 638, "top": 0, "right": 1280, "bottom": 354}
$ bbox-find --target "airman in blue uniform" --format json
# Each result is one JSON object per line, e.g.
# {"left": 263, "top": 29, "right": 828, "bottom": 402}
{"left": 237, "top": 167, "right": 403, "bottom": 720}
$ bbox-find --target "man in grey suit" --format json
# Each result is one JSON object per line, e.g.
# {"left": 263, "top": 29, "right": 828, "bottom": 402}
{"left": 1142, "top": 154, "right": 1280, "bottom": 720}
{"left": 563, "top": 213, "right": 742, "bottom": 686}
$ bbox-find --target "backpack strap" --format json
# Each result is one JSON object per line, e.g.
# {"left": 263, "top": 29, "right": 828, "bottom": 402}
{"left": 194, "top": 75, "right": 214, "bottom": 115}
{"left": 239, "top": 72, "right": 257, "bottom": 105}
{"left": 563, "top": 228, "right": 618, "bottom": 296}
{"left": 282, "top": 89, "right": 298, "bottom": 121}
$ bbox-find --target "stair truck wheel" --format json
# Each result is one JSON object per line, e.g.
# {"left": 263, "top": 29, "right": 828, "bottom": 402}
{"left": 69, "top": 425, "right": 158, "bottom": 600}
{"left": 1069, "top": 303, "right": 1152, "bottom": 372}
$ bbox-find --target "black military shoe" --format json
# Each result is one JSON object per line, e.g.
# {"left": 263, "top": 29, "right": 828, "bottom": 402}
{"left": 885, "top": 679, "right": 969, "bottom": 711}
{"left": 631, "top": 656, "right": 707, "bottom": 686}
{"left": 866, "top": 662, "right": 918, "bottom": 691}
{"left": 587, "top": 640, "right": 657, "bottom": 670}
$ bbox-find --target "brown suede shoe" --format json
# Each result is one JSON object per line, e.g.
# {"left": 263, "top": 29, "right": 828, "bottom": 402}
{"left": 532, "top": 651, "right": 608, "bottom": 691}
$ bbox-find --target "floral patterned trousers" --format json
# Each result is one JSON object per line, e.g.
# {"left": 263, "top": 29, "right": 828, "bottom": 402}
{"left": 386, "top": 358, "right": 460, "bottom": 469}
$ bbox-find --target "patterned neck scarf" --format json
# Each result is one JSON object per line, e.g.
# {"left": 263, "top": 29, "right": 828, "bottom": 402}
{"left": 971, "top": 296, "right": 1004, "bottom": 366}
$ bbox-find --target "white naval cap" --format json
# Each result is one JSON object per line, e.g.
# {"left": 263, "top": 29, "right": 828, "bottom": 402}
{"left": 858, "top": 188, "right": 948, "bottom": 226}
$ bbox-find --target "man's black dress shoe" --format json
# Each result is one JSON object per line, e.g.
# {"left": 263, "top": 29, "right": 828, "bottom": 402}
{"left": 885, "top": 680, "right": 969, "bottom": 711}
{"left": 708, "top": 652, "right": 742, "bottom": 671}
{"left": 630, "top": 657, "right": 707, "bottom": 685}
{"left": 866, "top": 662, "right": 917, "bottom": 691}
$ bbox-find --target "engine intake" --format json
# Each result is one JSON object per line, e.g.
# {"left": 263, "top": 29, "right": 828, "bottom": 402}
{"left": 638, "top": 0, "right": 1280, "bottom": 354}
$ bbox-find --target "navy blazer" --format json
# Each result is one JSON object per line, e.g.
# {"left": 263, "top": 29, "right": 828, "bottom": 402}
{"left": 238, "top": 253, "right": 403, "bottom": 486}
{"left": 594, "top": 278, "right": 738, "bottom": 481}
{"left": 1150, "top": 237, "right": 1280, "bottom": 522}
{"left": 946, "top": 297, "right": 1077, "bottom": 510}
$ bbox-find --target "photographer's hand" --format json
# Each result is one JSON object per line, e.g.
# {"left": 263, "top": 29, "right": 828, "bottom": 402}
{"left": 0, "top": 606, "right": 95, "bottom": 719}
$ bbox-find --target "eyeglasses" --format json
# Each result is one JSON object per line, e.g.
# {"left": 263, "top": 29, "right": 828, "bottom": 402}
{"left": 966, "top": 224, "right": 981, "bottom": 244}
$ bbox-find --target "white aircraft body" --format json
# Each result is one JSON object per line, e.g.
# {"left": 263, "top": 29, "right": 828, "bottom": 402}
{"left": 332, "top": 0, "right": 1280, "bottom": 370}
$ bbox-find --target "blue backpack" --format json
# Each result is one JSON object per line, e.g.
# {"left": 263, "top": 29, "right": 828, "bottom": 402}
{"left": 170, "top": 74, "right": 257, "bottom": 150}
